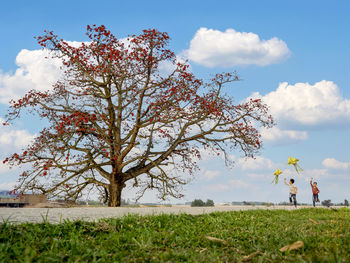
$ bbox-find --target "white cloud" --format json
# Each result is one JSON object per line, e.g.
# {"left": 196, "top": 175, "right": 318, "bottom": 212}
{"left": 252, "top": 80, "right": 350, "bottom": 127}
{"left": 322, "top": 158, "right": 350, "bottom": 170}
{"left": 0, "top": 118, "right": 35, "bottom": 154}
{"left": 205, "top": 183, "right": 230, "bottom": 192}
{"left": 0, "top": 49, "right": 62, "bottom": 104}
{"left": 261, "top": 126, "right": 308, "bottom": 145}
{"left": 227, "top": 179, "right": 252, "bottom": 189}
{"left": 158, "top": 56, "right": 190, "bottom": 77}
{"left": 203, "top": 170, "right": 221, "bottom": 180}
{"left": 0, "top": 182, "right": 16, "bottom": 190}
{"left": 281, "top": 168, "right": 329, "bottom": 182}
{"left": 303, "top": 169, "right": 329, "bottom": 180}
{"left": 245, "top": 173, "right": 268, "bottom": 179}
{"left": 0, "top": 118, "right": 34, "bottom": 176}
{"left": 0, "top": 164, "right": 11, "bottom": 175}
{"left": 198, "top": 147, "right": 223, "bottom": 161}
{"left": 0, "top": 129, "right": 35, "bottom": 149}
{"left": 186, "top": 27, "right": 290, "bottom": 67}
{"left": 237, "top": 156, "right": 275, "bottom": 171}
{"left": 205, "top": 179, "right": 252, "bottom": 192}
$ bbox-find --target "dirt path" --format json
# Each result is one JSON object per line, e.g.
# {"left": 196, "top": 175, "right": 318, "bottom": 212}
{"left": 0, "top": 205, "right": 299, "bottom": 224}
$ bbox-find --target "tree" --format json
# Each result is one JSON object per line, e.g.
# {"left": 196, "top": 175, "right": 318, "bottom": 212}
{"left": 191, "top": 199, "right": 205, "bottom": 207}
{"left": 2, "top": 25, "right": 274, "bottom": 207}
{"left": 344, "top": 199, "right": 349, "bottom": 207}
{"left": 205, "top": 199, "right": 214, "bottom": 207}
{"left": 322, "top": 199, "right": 333, "bottom": 207}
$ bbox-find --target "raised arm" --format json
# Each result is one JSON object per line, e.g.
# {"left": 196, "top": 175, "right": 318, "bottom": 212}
{"left": 284, "top": 178, "right": 289, "bottom": 186}
{"left": 310, "top": 177, "right": 313, "bottom": 187}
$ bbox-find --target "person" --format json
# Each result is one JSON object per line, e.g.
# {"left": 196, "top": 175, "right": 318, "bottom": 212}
{"left": 284, "top": 178, "right": 298, "bottom": 207}
{"left": 310, "top": 177, "right": 320, "bottom": 207}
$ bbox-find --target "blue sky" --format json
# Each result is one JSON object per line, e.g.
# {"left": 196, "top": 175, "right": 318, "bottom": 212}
{"left": 0, "top": 0, "right": 349, "bottom": 204}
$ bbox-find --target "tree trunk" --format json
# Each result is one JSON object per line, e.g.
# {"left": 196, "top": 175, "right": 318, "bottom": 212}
{"left": 108, "top": 183, "right": 124, "bottom": 207}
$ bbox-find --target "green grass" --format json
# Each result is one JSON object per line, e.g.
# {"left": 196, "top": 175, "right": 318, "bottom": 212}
{"left": 1, "top": 208, "right": 349, "bottom": 262}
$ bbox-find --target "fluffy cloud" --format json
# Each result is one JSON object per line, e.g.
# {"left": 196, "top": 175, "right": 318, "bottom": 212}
{"left": 0, "top": 182, "right": 16, "bottom": 190}
{"left": 0, "top": 129, "right": 35, "bottom": 149}
{"left": 260, "top": 126, "right": 308, "bottom": 145}
{"left": 0, "top": 164, "right": 11, "bottom": 175}
{"left": 0, "top": 117, "right": 35, "bottom": 177}
{"left": 158, "top": 56, "right": 190, "bottom": 77}
{"left": 205, "top": 179, "right": 252, "bottom": 192}
{"left": 303, "top": 169, "right": 329, "bottom": 180}
{"left": 205, "top": 183, "right": 230, "bottom": 192}
{"left": 245, "top": 173, "right": 269, "bottom": 179}
{"left": 228, "top": 179, "right": 252, "bottom": 189}
{"left": 237, "top": 156, "right": 275, "bottom": 171}
{"left": 198, "top": 147, "right": 230, "bottom": 162}
{"left": 0, "top": 49, "right": 62, "bottom": 104}
{"left": 322, "top": 158, "right": 350, "bottom": 170}
{"left": 252, "top": 80, "right": 350, "bottom": 127}
{"left": 186, "top": 27, "right": 290, "bottom": 67}
{"left": 0, "top": 118, "right": 35, "bottom": 154}
{"left": 203, "top": 170, "right": 221, "bottom": 180}
{"left": 0, "top": 125, "right": 34, "bottom": 175}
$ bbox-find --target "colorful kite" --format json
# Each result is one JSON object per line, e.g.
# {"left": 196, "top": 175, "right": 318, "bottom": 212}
{"left": 273, "top": 168, "right": 283, "bottom": 184}
{"left": 287, "top": 157, "right": 303, "bottom": 175}
{"left": 272, "top": 157, "right": 303, "bottom": 184}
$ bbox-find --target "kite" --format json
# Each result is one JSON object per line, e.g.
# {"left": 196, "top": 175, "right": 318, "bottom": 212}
{"left": 272, "top": 168, "right": 283, "bottom": 184}
{"left": 272, "top": 157, "right": 303, "bottom": 184}
{"left": 287, "top": 157, "right": 303, "bottom": 175}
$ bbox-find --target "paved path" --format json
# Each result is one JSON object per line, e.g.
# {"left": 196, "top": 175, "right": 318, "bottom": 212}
{"left": 0, "top": 206, "right": 297, "bottom": 224}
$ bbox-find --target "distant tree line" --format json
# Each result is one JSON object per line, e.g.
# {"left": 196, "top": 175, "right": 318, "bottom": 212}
{"left": 191, "top": 199, "right": 214, "bottom": 207}
{"left": 321, "top": 199, "right": 349, "bottom": 207}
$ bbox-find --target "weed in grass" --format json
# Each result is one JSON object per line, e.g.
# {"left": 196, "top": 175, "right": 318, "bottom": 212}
{"left": 40, "top": 209, "right": 50, "bottom": 224}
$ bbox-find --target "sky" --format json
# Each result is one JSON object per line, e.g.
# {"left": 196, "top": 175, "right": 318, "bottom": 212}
{"left": 0, "top": 0, "right": 349, "bottom": 204}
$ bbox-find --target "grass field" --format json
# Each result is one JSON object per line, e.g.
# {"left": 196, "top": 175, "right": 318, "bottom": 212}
{"left": 1, "top": 208, "right": 349, "bottom": 262}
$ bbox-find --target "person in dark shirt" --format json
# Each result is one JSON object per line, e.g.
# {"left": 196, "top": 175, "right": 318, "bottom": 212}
{"left": 310, "top": 177, "right": 320, "bottom": 207}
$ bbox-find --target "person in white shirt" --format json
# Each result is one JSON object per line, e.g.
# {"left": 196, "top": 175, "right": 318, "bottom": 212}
{"left": 284, "top": 178, "right": 298, "bottom": 207}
